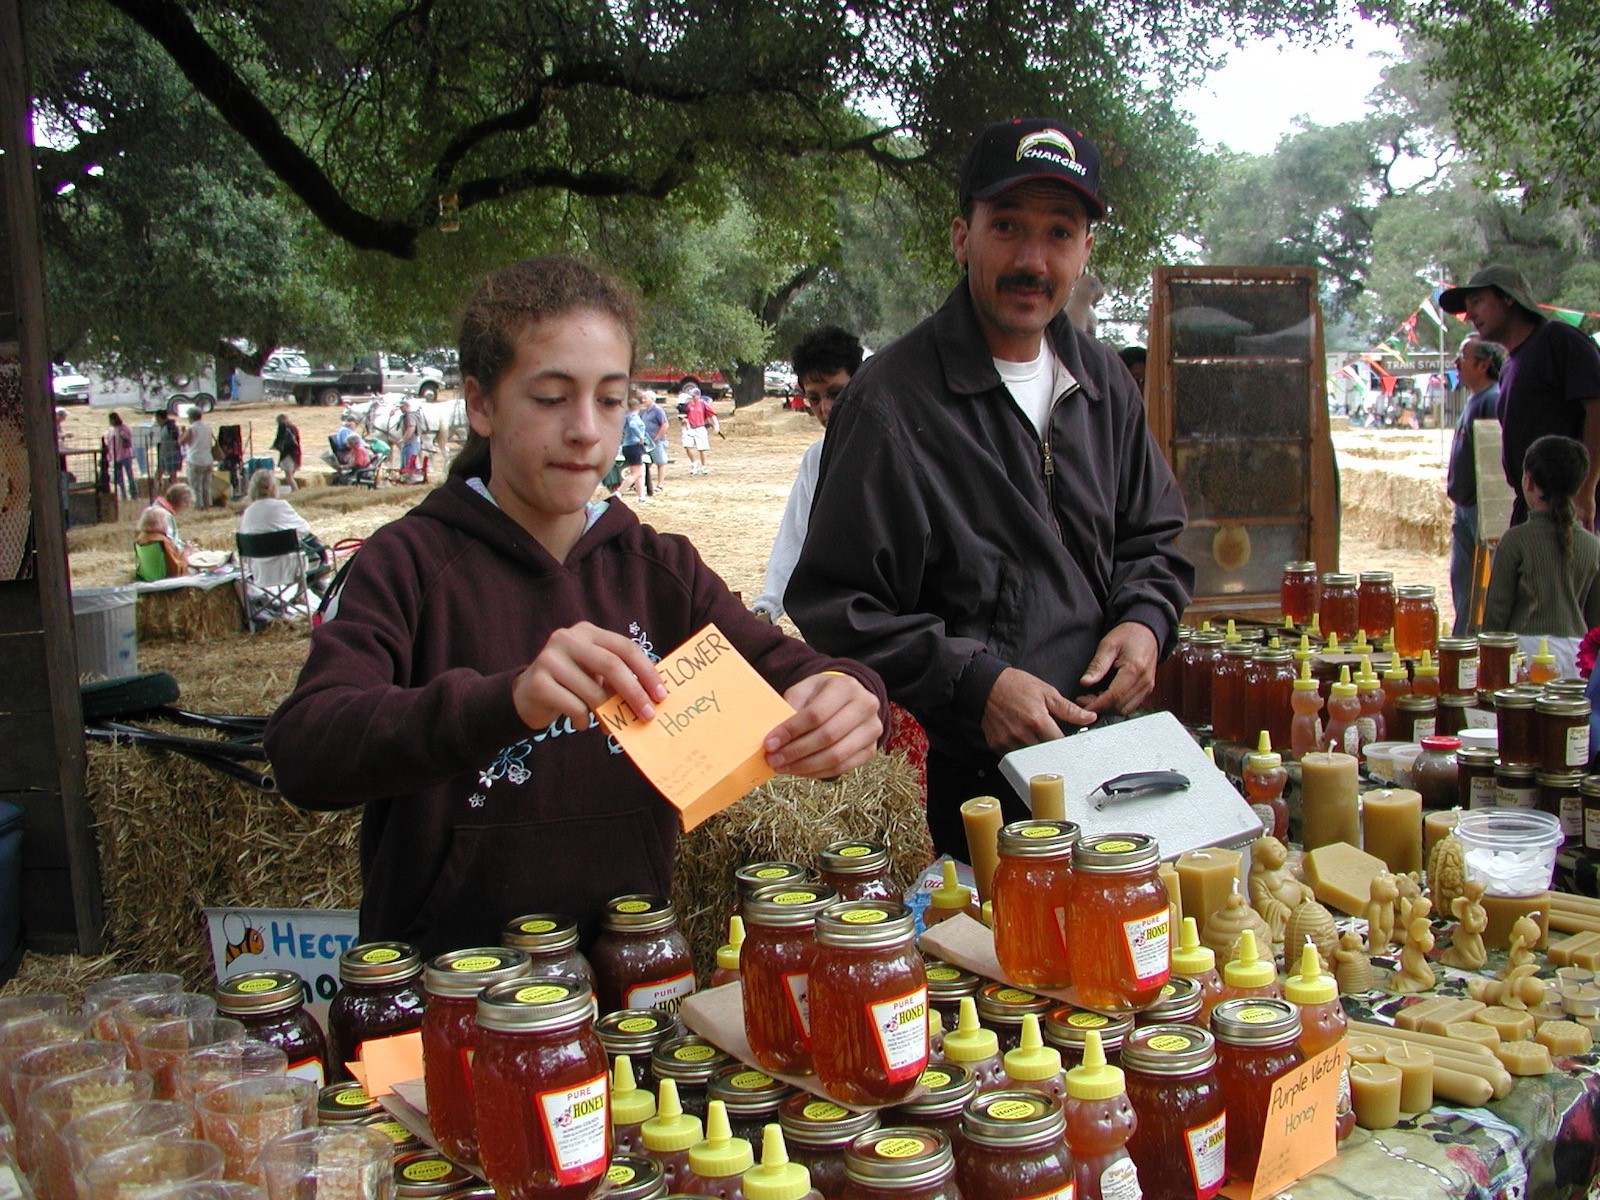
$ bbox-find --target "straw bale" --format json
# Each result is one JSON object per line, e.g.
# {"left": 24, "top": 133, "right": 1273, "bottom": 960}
{"left": 1339, "top": 460, "right": 1451, "bottom": 557}
{"left": 674, "top": 751, "right": 929, "bottom": 975}
{"left": 136, "top": 583, "right": 243, "bottom": 642}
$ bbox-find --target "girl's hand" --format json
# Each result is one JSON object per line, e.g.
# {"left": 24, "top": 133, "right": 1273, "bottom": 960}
{"left": 514, "top": 622, "right": 667, "bottom": 731}
{"left": 765, "top": 672, "right": 882, "bottom": 778}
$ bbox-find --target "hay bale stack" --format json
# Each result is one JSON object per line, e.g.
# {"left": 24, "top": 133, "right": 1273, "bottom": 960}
{"left": 1339, "top": 459, "right": 1451, "bottom": 557}
{"left": 137, "top": 584, "right": 243, "bottom": 642}
{"left": 674, "top": 753, "right": 929, "bottom": 975}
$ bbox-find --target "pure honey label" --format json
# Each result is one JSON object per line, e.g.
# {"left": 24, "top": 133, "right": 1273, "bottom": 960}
{"left": 730, "top": 1070, "right": 774, "bottom": 1090}
{"left": 1020, "top": 825, "right": 1059, "bottom": 838}
{"left": 994, "top": 988, "right": 1036, "bottom": 1004}
{"left": 1095, "top": 839, "right": 1138, "bottom": 853}
{"left": 614, "top": 900, "right": 653, "bottom": 914}
{"left": 535, "top": 1072, "right": 608, "bottom": 1185}
{"left": 625, "top": 971, "right": 695, "bottom": 1014}
{"left": 1149, "top": 1033, "right": 1194, "bottom": 1052}
{"left": 867, "top": 986, "right": 929, "bottom": 1082}
{"left": 616, "top": 1016, "right": 660, "bottom": 1033}
{"left": 873, "top": 1135, "right": 930, "bottom": 1159}
{"left": 1099, "top": 1159, "right": 1139, "bottom": 1200}
{"left": 1184, "top": 1111, "right": 1226, "bottom": 1196}
{"left": 672, "top": 1043, "right": 718, "bottom": 1062}
{"left": 754, "top": 867, "right": 791, "bottom": 878}
{"left": 1122, "top": 909, "right": 1172, "bottom": 985}
{"left": 785, "top": 971, "right": 811, "bottom": 1038}
{"left": 1066, "top": 1011, "right": 1108, "bottom": 1028}
{"left": 1238, "top": 1005, "right": 1280, "bottom": 1024}
{"left": 774, "top": 891, "right": 820, "bottom": 905}
{"left": 926, "top": 967, "right": 961, "bottom": 981}
{"left": 985, "top": 1097, "right": 1039, "bottom": 1121}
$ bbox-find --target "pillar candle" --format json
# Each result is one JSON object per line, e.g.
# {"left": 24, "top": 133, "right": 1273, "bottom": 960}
{"left": 1300, "top": 751, "right": 1361, "bottom": 849}
{"left": 1480, "top": 891, "right": 1550, "bottom": 952}
{"left": 1362, "top": 788, "right": 1423, "bottom": 875}
{"left": 961, "top": 796, "right": 1005, "bottom": 905}
{"left": 1175, "top": 848, "right": 1242, "bottom": 933}
{"left": 1158, "top": 863, "right": 1184, "bottom": 930}
{"left": 1029, "top": 773, "right": 1066, "bottom": 821}
{"left": 1349, "top": 1061, "right": 1403, "bottom": 1130}
{"left": 1383, "top": 1044, "right": 1434, "bottom": 1114}
{"left": 1347, "top": 1039, "right": 1389, "bottom": 1065}
{"left": 1423, "top": 808, "right": 1459, "bottom": 855}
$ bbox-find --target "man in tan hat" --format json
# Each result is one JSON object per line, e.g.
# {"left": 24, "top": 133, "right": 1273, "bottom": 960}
{"left": 1441, "top": 264, "right": 1600, "bottom": 527}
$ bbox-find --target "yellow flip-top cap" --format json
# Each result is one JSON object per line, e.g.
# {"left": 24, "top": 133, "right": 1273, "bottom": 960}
{"left": 1222, "top": 928, "right": 1277, "bottom": 990}
{"left": 940, "top": 996, "right": 998, "bottom": 1064}
{"left": 1063, "top": 1028, "right": 1125, "bottom": 1101}
{"left": 688, "top": 1101, "right": 754, "bottom": 1178}
{"left": 742, "top": 1125, "right": 813, "bottom": 1200}
{"left": 1002, "top": 1014, "right": 1061, "bottom": 1082}
{"left": 641, "top": 1079, "right": 702, "bottom": 1153}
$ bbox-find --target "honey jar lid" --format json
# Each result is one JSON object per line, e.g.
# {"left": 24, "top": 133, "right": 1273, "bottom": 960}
{"left": 708, "top": 1065, "right": 791, "bottom": 1115}
{"left": 976, "top": 982, "right": 1051, "bottom": 1025}
{"left": 743, "top": 1125, "right": 814, "bottom": 1200}
{"left": 393, "top": 1151, "right": 475, "bottom": 1199}
{"left": 1581, "top": 775, "right": 1600, "bottom": 797}
{"left": 1397, "top": 584, "right": 1436, "bottom": 598}
{"left": 818, "top": 839, "right": 890, "bottom": 876}
{"left": 1458, "top": 747, "right": 1498, "bottom": 766}
{"left": 960, "top": 1091, "right": 1067, "bottom": 1149}
{"left": 1358, "top": 570, "right": 1394, "bottom": 583}
{"left": 1493, "top": 687, "right": 1536, "bottom": 708}
{"left": 923, "top": 961, "right": 980, "bottom": 1003}
{"left": 1072, "top": 832, "right": 1160, "bottom": 874}
{"left": 1493, "top": 761, "right": 1536, "bottom": 780}
{"left": 215, "top": 970, "right": 305, "bottom": 1017}
{"left": 651, "top": 1034, "right": 733, "bottom": 1084}
{"left": 843, "top": 1128, "right": 954, "bottom": 1184}
{"left": 1418, "top": 735, "right": 1461, "bottom": 753}
{"left": 1190, "top": 630, "right": 1226, "bottom": 646}
{"left": 1221, "top": 641, "right": 1255, "bottom": 659}
{"left": 338, "top": 941, "right": 422, "bottom": 986}
{"left": 744, "top": 883, "right": 840, "bottom": 928}
{"left": 813, "top": 900, "right": 915, "bottom": 950}
{"left": 1438, "top": 693, "right": 1475, "bottom": 709}
{"left": 318, "top": 1082, "right": 382, "bottom": 1123}
{"left": 1542, "top": 679, "right": 1588, "bottom": 698}
{"left": 1283, "top": 940, "right": 1336, "bottom": 1006}
{"left": 1478, "top": 630, "right": 1520, "bottom": 648}
{"left": 366, "top": 1118, "right": 425, "bottom": 1151}
{"left": 1284, "top": 560, "right": 1318, "bottom": 573}
{"left": 602, "top": 894, "right": 679, "bottom": 934}
{"left": 1043, "top": 1003, "right": 1134, "bottom": 1050}
{"left": 996, "top": 818, "right": 1079, "bottom": 857}
{"left": 423, "top": 947, "right": 531, "bottom": 998}
{"left": 604, "top": 1156, "right": 666, "bottom": 1200}
{"left": 1169, "top": 916, "right": 1216, "bottom": 977}
{"left": 1210, "top": 998, "right": 1301, "bottom": 1047}
{"left": 1321, "top": 572, "right": 1357, "bottom": 586}
{"left": 1396, "top": 694, "right": 1438, "bottom": 712}
{"left": 475, "top": 976, "right": 595, "bottom": 1034}
{"left": 941, "top": 997, "right": 999, "bottom": 1065}
{"left": 777, "top": 1093, "right": 880, "bottom": 1146}
{"left": 501, "top": 912, "right": 580, "bottom": 953}
{"left": 596, "top": 1008, "right": 677, "bottom": 1054}
{"left": 895, "top": 1062, "right": 975, "bottom": 1119}
{"left": 1536, "top": 696, "right": 1591, "bottom": 716}
{"left": 716, "top": 916, "right": 745, "bottom": 972}
{"left": 688, "top": 1101, "right": 755, "bottom": 1178}
{"left": 1138, "top": 976, "right": 1203, "bottom": 1024}
{"left": 612, "top": 1056, "right": 657, "bottom": 1127}
{"left": 1120, "top": 1024, "right": 1218, "bottom": 1076}
{"left": 1222, "top": 929, "right": 1276, "bottom": 990}
{"left": 1438, "top": 636, "right": 1478, "bottom": 652}
{"left": 641, "top": 1079, "right": 703, "bottom": 1153}
{"left": 1064, "top": 1028, "right": 1125, "bottom": 1101}
{"left": 735, "top": 862, "right": 813, "bottom": 898}
{"left": 1001, "top": 1014, "right": 1061, "bottom": 1082}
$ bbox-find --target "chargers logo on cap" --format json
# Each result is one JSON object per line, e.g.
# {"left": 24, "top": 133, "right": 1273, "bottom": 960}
{"left": 1016, "top": 128, "right": 1086, "bottom": 177}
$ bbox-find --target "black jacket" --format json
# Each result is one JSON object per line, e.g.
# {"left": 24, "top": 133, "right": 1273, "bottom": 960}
{"left": 787, "top": 283, "right": 1193, "bottom": 766}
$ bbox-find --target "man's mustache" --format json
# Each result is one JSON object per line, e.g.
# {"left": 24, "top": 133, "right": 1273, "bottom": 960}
{"left": 998, "top": 273, "right": 1054, "bottom": 297}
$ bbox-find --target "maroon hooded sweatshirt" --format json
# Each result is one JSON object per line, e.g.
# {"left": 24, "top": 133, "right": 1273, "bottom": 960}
{"left": 264, "top": 476, "right": 887, "bottom": 957}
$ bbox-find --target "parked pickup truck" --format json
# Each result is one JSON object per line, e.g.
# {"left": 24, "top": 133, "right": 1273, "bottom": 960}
{"left": 270, "top": 353, "right": 444, "bottom": 406}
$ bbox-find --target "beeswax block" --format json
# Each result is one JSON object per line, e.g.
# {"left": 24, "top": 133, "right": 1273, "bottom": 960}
{"left": 1440, "top": 1022, "right": 1500, "bottom": 1049}
{"left": 1475, "top": 1006, "right": 1536, "bottom": 1042}
{"left": 1493, "top": 1040, "right": 1552, "bottom": 1075}
{"left": 1304, "top": 842, "right": 1391, "bottom": 916}
{"left": 1534, "top": 1020, "right": 1593, "bottom": 1056}
{"left": 1548, "top": 932, "right": 1600, "bottom": 968}
{"left": 1417, "top": 1000, "right": 1487, "bottom": 1035}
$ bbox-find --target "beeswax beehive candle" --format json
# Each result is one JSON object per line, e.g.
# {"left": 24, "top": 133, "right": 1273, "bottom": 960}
{"left": 1362, "top": 789, "right": 1423, "bottom": 875}
{"left": 1300, "top": 751, "right": 1361, "bottom": 849}
{"left": 1535, "top": 1021, "right": 1594, "bottom": 1056}
{"left": 1350, "top": 1062, "right": 1403, "bottom": 1130}
{"left": 1304, "top": 842, "right": 1391, "bottom": 916}
{"left": 1383, "top": 1044, "right": 1434, "bottom": 1114}
{"left": 1175, "top": 848, "right": 1242, "bottom": 931}
{"left": 1493, "top": 1040, "right": 1553, "bottom": 1076}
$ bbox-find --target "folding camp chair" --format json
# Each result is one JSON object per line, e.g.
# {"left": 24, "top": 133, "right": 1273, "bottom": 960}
{"left": 236, "top": 529, "right": 311, "bottom": 632}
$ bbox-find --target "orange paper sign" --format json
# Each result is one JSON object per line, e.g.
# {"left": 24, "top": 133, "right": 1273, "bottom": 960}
{"left": 1221, "top": 1040, "right": 1345, "bottom": 1200}
{"left": 345, "top": 1030, "right": 424, "bottom": 1099}
{"left": 594, "top": 623, "right": 795, "bottom": 830}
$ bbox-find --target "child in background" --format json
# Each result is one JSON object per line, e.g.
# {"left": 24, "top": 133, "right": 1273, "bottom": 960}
{"left": 265, "top": 257, "right": 886, "bottom": 957}
{"left": 1483, "top": 434, "right": 1600, "bottom": 678}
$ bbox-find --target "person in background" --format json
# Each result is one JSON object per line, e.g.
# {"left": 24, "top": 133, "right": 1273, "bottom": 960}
{"left": 239, "top": 468, "right": 331, "bottom": 591}
{"left": 104, "top": 412, "right": 135, "bottom": 501}
{"left": 680, "top": 384, "right": 718, "bottom": 475}
{"left": 154, "top": 410, "right": 182, "bottom": 495}
{"left": 1446, "top": 336, "right": 1507, "bottom": 634}
{"left": 179, "top": 406, "right": 216, "bottom": 508}
{"left": 1118, "top": 345, "right": 1148, "bottom": 396}
{"left": 398, "top": 400, "right": 423, "bottom": 482}
{"left": 639, "top": 389, "right": 670, "bottom": 495}
{"left": 134, "top": 506, "right": 188, "bottom": 580}
{"left": 143, "top": 482, "right": 194, "bottom": 547}
{"left": 272, "top": 413, "right": 302, "bottom": 491}
{"left": 620, "top": 395, "right": 651, "bottom": 505}
{"left": 1482, "top": 434, "right": 1600, "bottom": 678}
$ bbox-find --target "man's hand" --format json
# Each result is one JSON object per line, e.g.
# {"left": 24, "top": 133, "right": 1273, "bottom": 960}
{"left": 513, "top": 622, "right": 667, "bottom": 731}
{"left": 1578, "top": 488, "right": 1597, "bottom": 531}
{"left": 1077, "top": 622, "right": 1160, "bottom": 715}
{"left": 982, "top": 667, "right": 1096, "bottom": 755}
{"left": 764, "top": 673, "right": 882, "bottom": 778}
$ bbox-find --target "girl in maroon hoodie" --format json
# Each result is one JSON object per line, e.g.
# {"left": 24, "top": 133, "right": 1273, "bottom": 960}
{"left": 265, "top": 257, "right": 887, "bottom": 957}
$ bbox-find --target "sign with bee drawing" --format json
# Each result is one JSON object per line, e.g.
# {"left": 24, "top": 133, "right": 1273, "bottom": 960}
{"left": 205, "top": 907, "right": 360, "bottom": 999}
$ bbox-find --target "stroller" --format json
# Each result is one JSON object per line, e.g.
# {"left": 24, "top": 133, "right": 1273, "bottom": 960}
{"left": 324, "top": 434, "right": 381, "bottom": 488}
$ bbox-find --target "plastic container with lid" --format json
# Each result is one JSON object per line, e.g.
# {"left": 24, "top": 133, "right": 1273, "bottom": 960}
{"left": 394, "top": 1150, "right": 478, "bottom": 1200}
{"left": 1169, "top": 917, "right": 1225, "bottom": 1021}
{"left": 471, "top": 977, "right": 610, "bottom": 1200}
{"left": 992, "top": 819, "right": 1078, "bottom": 991}
{"left": 1529, "top": 637, "right": 1560, "bottom": 684}
{"left": 1412, "top": 736, "right": 1461, "bottom": 811}
{"left": 742, "top": 883, "right": 839, "bottom": 1075}
{"left": 1537, "top": 695, "right": 1592, "bottom": 773}
{"left": 1282, "top": 942, "right": 1354, "bottom": 1141}
{"left": 1210, "top": 998, "right": 1304, "bottom": 1181}
{"left": 1494, "top": 762, "right": 1539, "bottom": 810}
{"left": 682, "top": 1100, "right": 755, "bottom": 1199}
{"left": 1136, "top": 976, "right": 1205, "bottom": 1027}
{"left": 957, "top": 1091, "right": 1075, "bottom": 1200}
{"left": 215, "top": 969, "right": 328, "bottom": 1088}
{"left": 1063, "top": 1030, "right": 1139, "bottom": 1200}
{"left": 841, "top": 1128, "right": 957, "bottom": 1200}
{"left": 1319, "top": 573, "right": 1359, "bottom": 641}
{"left": 808, "top": 901, "right": 928, "bottom": 1107}
{"left": 1411, "top": 648, "right": 1441, "bottom": 698}
{"left": 421, "top": 946, "right": 533, "bottom": 1166}
{"left": 1043, "top": 1006, "right": 1133, "bottom": 1068}
{"left": 713, "top": 918, "right": 747, "bottom": 988}
{"left": 938, "top": 997, "right": 1006, "bottom": 1095}
{"left": 612, "top": 1055, "right": 656, "bottom": 1156}
{"left": 1281, "top": 562, "right": 1319, "bottom": 627}
{"left": 502, "top": 913, "right": 596, "bottom": 987}
{"left": 1122, "top": 1024, "right": 1225, "bottom": 1200}
{"left": 1354, "top": 660, "right": 1387, "bottom": 751}
{"left": 1322, "top": 665, "right": 1361, "bottom": 757}
{"left": 652, "top": 1036, "right": 734, "bottom": 1122}
{"left": 607, "top": 1155, "right": 669, "bottom": 1200}
{"left": 326, "top": 941, "right": 427, "bottom": 1083}
{"left": 1000, "top": 1014, "right": 1063, "bottom": 1099}
{"left": 884, "top": 1064, "right": 974, "bottom": 1152}
{"left": 816, "top": 841, "right": 895, "bottom": 904}
{"left": 974, "top": 983, "right": 1053, "bottom": 1054}
{"left": 597, "top": 1009, "right": 678, "bottom": 1088}
{"left": 1380, "top": 655, "right": 1411, "bottom": 741}
{"left": 642, "top": 1080, "right": 705, "bottom": 1190}
{"left": 592, "top": 895, "right": 697, "bottom": 1017}
{"left": 743, "top": 1125, "right": 823, "bottom": 1200}
{"left": 708, "top": 1066, "right": 793, "bottom": 1146}
{"left": 1068, "top": 834, "right": 1171, "bottom": 1012}
{"left": 1454, "top": 808, "right": 1563, "bottom": 897}
{"left": 921, "top": 962, "right": 979, "bottom": 1033}
{"left": 777, "top": 1093, "right": 879, "bottom": 1200}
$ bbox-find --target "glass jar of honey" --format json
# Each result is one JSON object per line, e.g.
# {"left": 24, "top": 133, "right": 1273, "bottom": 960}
{"left": 651, "top": 1035, "right": 733, "bottom": 1122}
{"left": 1494, "top": 762, "right": 1539, "bottom": 809}
{"left": 886, "top": 1064, "right": 976, "bottom": 1152}
{"left": 1477, "top": 632, "right": 1518, "bottom": 693}
{"left": 1210, "top": 643, "right": 1254, "bottom": 742}
{"left": 817, "top": 841, "right": 896, "bottom": 904}
{"left": 778, "top": 1094, "right": 880, "bottom": 1200}
{"left": 1437, "top": 693, "right": 1474, "bottom": 739}
{"left": 923, "top": 963, "right": 980, "bottom": 1033}
{"left": 1356, "top": 571, "right": 1395, "bottom": 638}
{"left": 955, "top": 1092, "right": 1074, "bottom": 1200}
{"left": 1536, "top": 770, "right": 1586, "bottom": 846}
{"left": 1280, "top": 562, "right": 1319, "bottom": 627}
{"left": 473, "top": 977, "right": 610, "bottom": 1200}
{"left": 1536, "top": 696, "right": 1592, "bottom": 773}
{"left": 394, "top": 1150, "right": 477, "bottom": 1200}
{"left": 1122, "top": 1024, "right": 1225, "bottom": 1200}
{"left": 1043, "top": 1007, "right": 1133, "bottom": 1068}
{"left": 596, "top": 1009, "right": 677, "bottom": 1088}
{"left": 215, "top": 969, "right": 329, "bottom": 1088}
{"left": 590, "top": 895, "right": 696, "bottom": 1017}
{"left": 1457, "top": 747, "right": 1499, "bottom": 809}
{"left": 1413, "top": 735, "right": 1460, "bottom": 811}
{"left": 1181, "top": 632, "right": 1225, "bottom": 728}
{"left": 1437, "top": 637, "right": 1479, "bottom": 697}
{"left": 1069, "top": 834, "right": 1171, "bottom": 1012}
{"left": 809, "top": 901, "right": 928, "bottom": 1107}
{"left": 501, "top": 914, "right": 596, "bottom": 987}
{"left": 1393, "top": 586, "right": 1439, "bottom": 659}
{"left": 742, "top": 883, "right": 840, "bottom": 1075}
{"left": 1155, "top": 627, "right": 1191, "bottom": 716}
{"left": 1136, "top": 977, "right": 1204, "bottom": 1027}
{"left": 318, "top": 1080, "right": 385, "bottom": 1125}
{"left": 841, "top": 1129, "right": 958, "bottom": 1200}
{"left": 974, "top": 983, "right": 1053, "bottom": 1054}
{"left": 736, "top": 863, "right": 814, "bottom": 912}
{"left": 707, "top": 1065, "right": 792, "bottom": 1145}
{"left": 1583, "top": 775, "right": 1600, "bottom": 854}
{"left": 1495, "top": 688, "right": 1538, "bottom": 766}
{"left": 604, "top": 1157, "right": 667, "bottom": 1200}
{"left": 421, "top": 947, "right": 533, "bottom": 1167}
{"left": 1243, "top": 645, "right": 1296, "bottom": 758}
{"left": 327, "top": 942, "right": 428, "bottom": 1083}
{"left": 1211, "top": 999, "right": 1303, "bottom": 1182}
{"left": 1318, "top": 574, "right": 1359, "bottom": 641}
{"left": 992, "top": 819, "right": 1078, "bottom": 991}
{"left": 1394, "top": 694, "right": 1437, "bottom": 744}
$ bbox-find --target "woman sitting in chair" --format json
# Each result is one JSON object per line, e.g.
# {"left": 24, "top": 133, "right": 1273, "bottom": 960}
{"left": 134, "top": 507, "right": 189, "bottom": 580}
{"left": 239, "top": 469, "right": 331, "bottom": 589}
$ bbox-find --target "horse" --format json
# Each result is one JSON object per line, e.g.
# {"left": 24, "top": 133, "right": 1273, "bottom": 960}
{"left": 343, "top": 396, "right": 467, "bottom": 475}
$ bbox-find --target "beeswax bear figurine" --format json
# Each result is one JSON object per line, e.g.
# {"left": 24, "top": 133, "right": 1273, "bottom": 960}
{"left": 1365, "top": 871, "right": 1400, "bottom": 950}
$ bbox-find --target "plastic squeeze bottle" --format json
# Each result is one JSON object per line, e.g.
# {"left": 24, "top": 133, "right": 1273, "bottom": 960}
{"left": 1290, "top": 660, "right": 1325, "bottom": 760}
{"left": 641, "top": 1079, "right": 704, "bottom": 1188}
{"left": 923, "top": 860, "right": 973, "bottom": 929}
{"left": 742, "top": 1125, "right": 822, "bottom": 1200}
{"left": 612, "top": 1054, "right": 657, "bottom": 1156}
{"left": 1356, "top": 657, "right": 1386, "bottom": 749}
{"left": 1220, "top": 928, "right": 1281, "bottom": 1002}
{"left": 683, "top": 1101, "right": 755, "bottom": 1199}
{"left": 939, "top": 996, "right": 1007, "bottom": 1094}
{"left": 1063, "top": 1029, "right": 1142, "bottom": 1200}
{"left": 711, "top": 917, "right": 746, "bottom": 987}
{"left": 1242, "top": 731, "right": 1288, "bottom": 841}
{"left": 1171, "top": 916, "right": 1225, "bottom": 1021}
{"left": 1412, "top": 649, "right": 1441, "bottom": 698}
{"left": 1002, "top": 1013, "right": 1065, "bottom": 1099}
{"left": 1380, "top": 652, "right": 1411, "bottom": 740}
{"left": 1530, "top": 637, "right": 1560, "bottom": 684}
{"left": 1322, "top": 665, "right": 1360, "bottom": 757}
{"left": 1284, "top": 941, "right": 1355, "bottom": 1141}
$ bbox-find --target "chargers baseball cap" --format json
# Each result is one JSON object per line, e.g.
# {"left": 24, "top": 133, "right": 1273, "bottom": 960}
{"left": 958, "top": 118, "right": 1104, "bottom": 219}
{"left": 1439, "top": 264, "right": 1544, "bottom": 321}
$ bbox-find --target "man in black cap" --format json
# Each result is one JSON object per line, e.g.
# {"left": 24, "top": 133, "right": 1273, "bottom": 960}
{"left": 786, "top": 118, "right": 1193, "bottom": 857}
{"left": 1440, "top": 265, "right": 1600, "bottom": 527}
